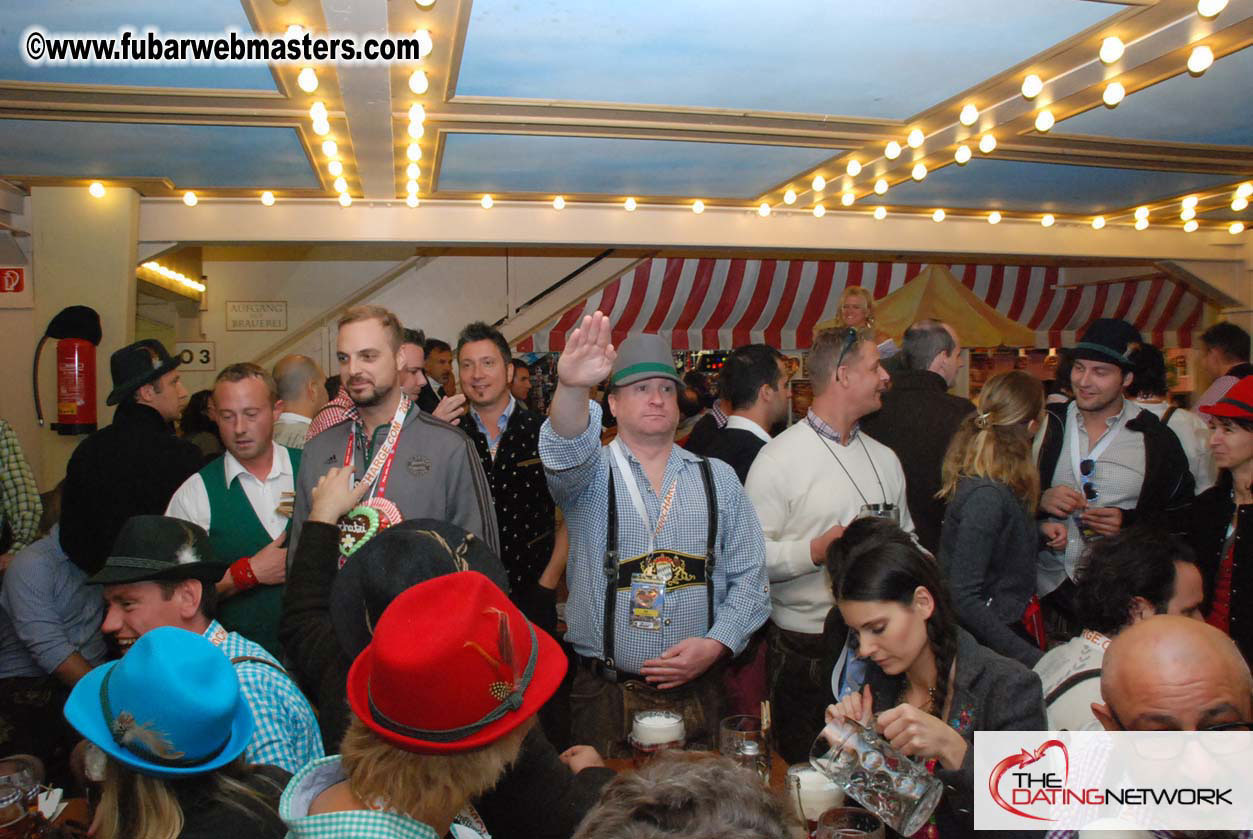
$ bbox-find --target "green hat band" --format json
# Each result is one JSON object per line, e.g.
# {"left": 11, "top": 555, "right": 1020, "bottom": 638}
{"left": 611, "top": 361, "right": 678, "bottom": 385}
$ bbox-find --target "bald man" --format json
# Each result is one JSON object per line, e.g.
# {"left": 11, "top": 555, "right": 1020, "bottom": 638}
{"left": 272, "top": 355, "right": 327, "bottom": 450}
{"left": 1094, "top": 615, "right": 1252, "bottom": 732}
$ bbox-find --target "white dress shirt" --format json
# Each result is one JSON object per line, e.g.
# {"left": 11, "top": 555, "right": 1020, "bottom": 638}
{"left": 725, "top": 414, "right": 771, "bottom": 443}
{"left": 166, "top": 446, "right": 295, "bottom": 539}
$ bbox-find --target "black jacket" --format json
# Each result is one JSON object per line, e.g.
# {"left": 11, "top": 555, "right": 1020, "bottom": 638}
{"left": 59, "top": 401, "right": 203, "bottom": 574}
{"left": 938, "top": 478, "right": 1042, "bottom": 667}
{"left": 278, "top": 521, "right": 613, "bottom": 838}
{"left": 861, "top": 369, "right": 974, "bottom": 554}
{"left": 1183, "top": 471, "right": 1253, "bottom": 662}
{"left": 175, "top": 764, "right": 289, "bottom": 839}
{"left": 866, "top": 628, "right": 1046, "bottom": 839}
{"left": 458, "top": 405, "right": 556, "bottom": 590}
{"left": 703, "top": 426, "right": 768, "bottom": 485}
{"left": 1036, "top": 400, "right": 1194, "bottom": 528}
{"left": 682, "top": 411, "right": 721, "bottom": 456}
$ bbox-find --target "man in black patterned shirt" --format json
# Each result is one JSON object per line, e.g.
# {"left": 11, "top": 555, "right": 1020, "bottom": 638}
{"left": 456, "top": 322, "right": 567, "bottom": 637}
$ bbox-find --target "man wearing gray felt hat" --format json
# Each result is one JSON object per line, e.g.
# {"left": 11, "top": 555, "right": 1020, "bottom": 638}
{"left": 538, "top": 314, "right": 770, "bottom": 756}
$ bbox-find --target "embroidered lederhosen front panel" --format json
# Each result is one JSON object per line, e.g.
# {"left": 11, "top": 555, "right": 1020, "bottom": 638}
{"left": 615, "top": 550, "right": 707, "bottom": 591}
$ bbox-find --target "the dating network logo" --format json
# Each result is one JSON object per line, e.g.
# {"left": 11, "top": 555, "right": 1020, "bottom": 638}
{"left": 989, "top": 739, "right": 1072, "bottom": 821}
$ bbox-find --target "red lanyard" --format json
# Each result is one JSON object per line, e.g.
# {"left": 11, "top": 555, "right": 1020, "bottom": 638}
{"left": 343, "top": 395, "right": 409, "bottom": 501}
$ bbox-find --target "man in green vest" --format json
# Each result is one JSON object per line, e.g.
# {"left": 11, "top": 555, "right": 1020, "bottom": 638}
{"left": 166, "top": 362, "right": 299, "bottom": 656}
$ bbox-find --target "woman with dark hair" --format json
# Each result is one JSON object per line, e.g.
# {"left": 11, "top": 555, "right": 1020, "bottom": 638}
{"left": 825, "top": 518, "right": 1045, "bottom": 838}
{"left": 179, "top": 389, "right": 223, "bottom": 462}
{"left": 1185, "top": 376, "right": 1253, "bottom": 663}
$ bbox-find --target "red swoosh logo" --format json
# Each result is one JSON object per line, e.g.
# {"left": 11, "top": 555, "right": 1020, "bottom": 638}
{"left": 988, "top": 739, "right": 1068, "bottom": 821}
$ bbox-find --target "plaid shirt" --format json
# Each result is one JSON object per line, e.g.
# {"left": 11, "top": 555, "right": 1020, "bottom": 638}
{"left": 202, "top": 620, "right": 323, "bottom": 773}
{"left": 805, "top": 409, "right": 857, "bottom": 444}
{"left": 0, "top": 420, "right": 41, "bottom": 553}
{"left": 281, "top": 756, "right": 488, "bottom": 839}
{"left": 539, "top": 401, "right": 770, "bottom": 673}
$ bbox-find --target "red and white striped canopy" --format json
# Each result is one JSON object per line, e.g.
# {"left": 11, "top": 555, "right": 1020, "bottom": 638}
{"left": 516, "top": 258, "right": 1208, "bottom": 352}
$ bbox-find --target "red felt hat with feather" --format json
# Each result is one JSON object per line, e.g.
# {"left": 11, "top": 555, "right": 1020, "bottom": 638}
{"left": 345, "top": 571, "right": 566, "bottom": 753}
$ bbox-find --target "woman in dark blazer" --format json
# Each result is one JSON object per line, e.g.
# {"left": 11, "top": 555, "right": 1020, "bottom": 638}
{"left": 826, "top": 517, "right": 1046, "bottom": 838}
{"left": 937, "top": 370, "right": 1064, "bottom": 667}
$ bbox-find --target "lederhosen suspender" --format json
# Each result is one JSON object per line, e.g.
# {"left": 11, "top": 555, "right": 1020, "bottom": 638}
{"left": 601, "top": 457, "right": 717, "bottom": 680}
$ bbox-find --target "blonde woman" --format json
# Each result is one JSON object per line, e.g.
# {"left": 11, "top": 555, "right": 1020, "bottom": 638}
{"left": 937, "top": 371, "right": 1066, "bottom": 666}
{"left": 833, "top": 286, "right": 897, "bottom": 359}
{"left": 63, "top": 627, "right": 287, "bottom": 839}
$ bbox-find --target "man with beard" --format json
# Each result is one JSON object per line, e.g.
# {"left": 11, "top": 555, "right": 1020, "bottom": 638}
{"left": 288, "top": 306, "right": 497, "bottom": 568}
{"left": 166, "top": 363, "right": 297, "bottom": 656}
{"left": 1036, "top": 319, "right": 1193, "bottom": 636}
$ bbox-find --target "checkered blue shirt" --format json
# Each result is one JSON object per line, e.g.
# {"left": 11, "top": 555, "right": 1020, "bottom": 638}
{"left": 202, "top": 620, "right": 323, "bottom": 773}
{"left": 539, "top": 401, "right": 771, "bottom": 674}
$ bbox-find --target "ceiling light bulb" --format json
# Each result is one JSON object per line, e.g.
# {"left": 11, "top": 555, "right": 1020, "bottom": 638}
{"left": 1181, "top": 207, "right": 1196, "bottom": 220}
{"left": 692, "top": 200, "right": 705, "bottom": 214}
{"left": 1103, "top": 82, "right": 1126, "bottom": 107}
{"left": 911, "top": 162, "right": 927, "bottom": 181}
{"left": 406, "top": 180, "right": 419, "bottom": 194}
{"left": 312, "top": 119, "right": 330, "bottom": 136}
{"left": 408, "top": 70, "right": 429, "bottom": 95}
{"left": 1233, "top": 197, "right": 1249, "bottom": 211}
{"left": 260, "top": 191, "right": 275, "bottom": 206}
{"left": 1135, "top": 205, "right": 1150, "bottom": 220}
{"left": 907, "top": 128, "right": 925, "bottom": 148}
{"left": 783, "top": 189, "right": 797, "bottom": 205}
{"left": 407, "top": 194, "right": 420, "bottom": 207}
{"left": 873, "top": 206, "right": 887, "bottom": 220}
{"left": 932, "top": 209, "right": 945, "bottom": 222}
{"left": 812, "top": 175, "right": 826, "bottom": 192}
{"left": 757, "top": 203, "right": 770, "bottom": 217}
{"left": 88, "top": 182, "right": 105, "bottom": 198}
{"left": 285, "top": 25, "right": 305, "bottom": 38}
{"left": 874, "top": 178, "right": 889, "bottom": 195}
{"left": 1099, "top": 36, "right": 1125, "bottom": 64}
{"left": 1187, "top": 45, "right": 1214, "bottom": 74}
{"left": 1182, "top": 194, "right": 1199, "bottom": 209}
{"left": 1230, "top": 221, "right": 1245, "bottom": 234}
{"left": 1135, "top": 217, "right": 1149, "bottom": 230}
{"left": 954, "top": 145, "right": 972, "bottom": 165}
{"left": 415, "top": 29, "right": 434, "bottom": 59}
{"left": 408, "top": 122, "right": 424, "bottom": 140}
{"left": 813, "top": 204, "right": 826, "bottom": 218}
{"left": 182, "top": 191, "right": 197, "bottom": 207}
{"left": 1184, "top": 219, "right": 1199, "bottom": 232}
{"left": 552, "top": 196, "right": 565, "bottom": 210}
{"left": 845, "top": 160, "right": 862, "bottom": 177}
{"left": 328, "top": 160, "right": 343, "bottom": 177}
{"left": 322, "top": 140, "right": 338, "bottom": 157}
{"left": 415, "top": 0, "right": 436, "bottom": 7}
{"left": 624, "top": 197, "right": 637, "bottom": 211}
{"left": 309, "top": 101, "right": 328, "bottom": 122}
{"left": 1021, "top": 74, "right": 1044, "bottom": 99}
{"left": 481, "top": 195, "right": 494, "bottom": 209}
{"left": 1237, "top": 183, "right": 1252, "bottom": 199}
{"left": 959, "top": 104, "right": 978, "bottom": 126}
{"left": 333, "top": 177, "right": 348, "bottom": 193}
{"left": 1041, "top": 213, "right": 1055, "bottom": 227}
{"left": 409, "top": 104, "right": 426, "bottom": 124}
{"left": 1197, "top": 0, "right": 1228, "bottom": 18}
{"left": 407, "top": 143, "right": 422, "bottom": 162}
{"left": 979, "top": 134, "right": 997, "bottom": 154}
{"left": 1035, "top": 109, "right": 1055, "bottom": 132}
{"left": 297, "top": 67, "right": 318, "bottom": 93}
{"left": 841, "top": 192, "right": 855, "bottom": 206}
{"left": 988, "top": 211, "right": 1002, "bottom": 224}
{"left": 406, "top": 163, "right": 420, "bottom": 179}
{"left": 1091, "top": 215, "right": 1105, "bottom": 229}
{"left": 338, "top": 193, "right": 352, "bottom": 207}
{"left": 884, "top": 141, "right": 902, "bottom": 160}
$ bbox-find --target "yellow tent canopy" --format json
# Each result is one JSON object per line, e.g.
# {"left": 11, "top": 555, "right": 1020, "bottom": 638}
{"left": 814, "top": 264, "right": 1036, "bottom": 348}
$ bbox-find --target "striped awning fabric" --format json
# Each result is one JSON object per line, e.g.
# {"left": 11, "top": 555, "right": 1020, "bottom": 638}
{"left": 516, "top": 258, "right": 1208, "bottom": 352}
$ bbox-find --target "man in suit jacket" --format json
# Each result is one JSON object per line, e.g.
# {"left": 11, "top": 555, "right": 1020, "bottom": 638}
{"left": 704, "top": 344, "right": 791, "bottom": 484}
{"left": 860, "top": 319, "right": 973, "bottom": 553}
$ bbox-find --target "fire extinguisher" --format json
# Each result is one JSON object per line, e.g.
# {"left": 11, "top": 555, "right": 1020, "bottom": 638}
{"left": 33, "top": 306, "right": 102, "bottom": 436}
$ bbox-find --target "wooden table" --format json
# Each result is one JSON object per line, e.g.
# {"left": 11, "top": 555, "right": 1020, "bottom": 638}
{"left": 53, "top": 796, "right": 88, "bottom": 828}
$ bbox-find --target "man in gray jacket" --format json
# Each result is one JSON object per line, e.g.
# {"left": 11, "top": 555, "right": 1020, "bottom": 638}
{"left": 288, "top": 305, "right": 498, "bottom": 562}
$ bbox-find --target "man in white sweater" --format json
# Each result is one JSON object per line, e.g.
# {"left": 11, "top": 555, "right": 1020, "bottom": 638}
{"left": 745, "top": 326, "right": 914, "bottom": 760}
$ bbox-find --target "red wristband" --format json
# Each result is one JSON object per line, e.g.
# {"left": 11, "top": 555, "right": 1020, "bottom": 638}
{"left": 229, "top": 558, "right": 259, "bottom": 592}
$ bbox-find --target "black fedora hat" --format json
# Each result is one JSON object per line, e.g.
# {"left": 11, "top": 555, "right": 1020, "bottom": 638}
{"left": 89, "top": 515, "right": 223, "bottom": 586}
{"left": 106, "top": 339, "right": 181, "bottom": 406}
{"left": 331, "top": 519, "right": 510, "bottom": 659}
{"left": 1071, "top": 318, "right": 1142, "bottom": 371}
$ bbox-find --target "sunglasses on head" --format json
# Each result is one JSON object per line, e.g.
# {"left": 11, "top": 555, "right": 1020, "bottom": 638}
{"left": 834, "top": 327, "right": 860, "bottom": 373}
{"left": 1079, "top": 458, "right": 1098, "bottom": 501}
